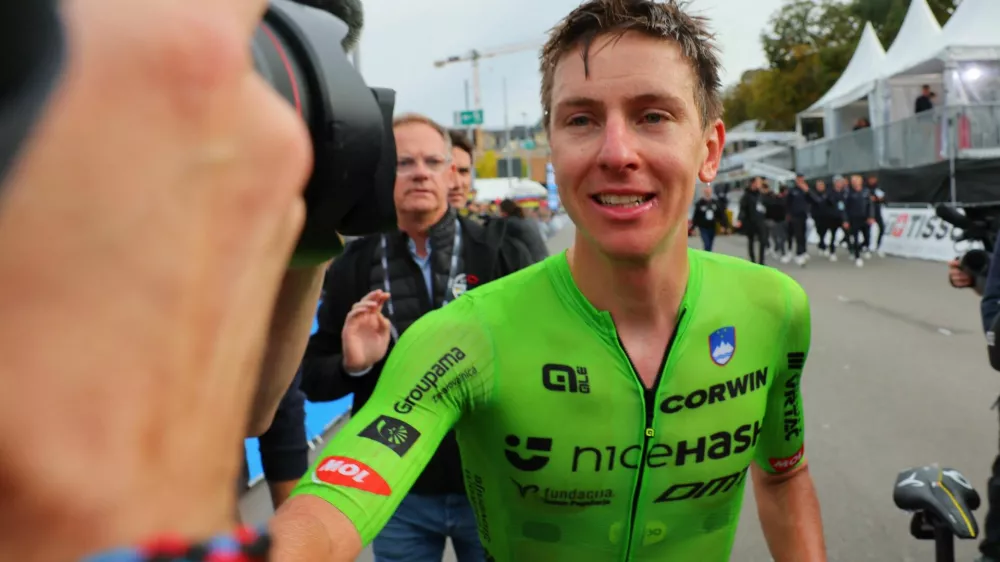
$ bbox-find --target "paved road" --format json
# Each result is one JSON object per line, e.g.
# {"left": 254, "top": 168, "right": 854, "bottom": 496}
{"left": 243, "top": 226, "right": 998, "bottom": 561}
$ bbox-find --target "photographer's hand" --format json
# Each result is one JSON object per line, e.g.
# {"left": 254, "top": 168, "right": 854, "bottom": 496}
{"left": 0, "top": 0, "right": 310, "bottom": 559}
{"left": 949, "top": 259, "right": 975, "bottom": 289}
{"left": 948, "top": 259, "right": 976, "bottom": 289}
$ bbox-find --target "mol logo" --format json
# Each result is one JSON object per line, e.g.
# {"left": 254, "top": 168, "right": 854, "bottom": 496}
{"left": 312, "top": 456, "right": 391, "bottom": 496}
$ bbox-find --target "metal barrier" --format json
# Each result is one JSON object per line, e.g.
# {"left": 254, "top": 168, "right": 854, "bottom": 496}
{"left": 795, "top": 103, "right": 1000, "bottom": 177}
{"left": 962, "top": 104, "right": 1000, "bottom": 155}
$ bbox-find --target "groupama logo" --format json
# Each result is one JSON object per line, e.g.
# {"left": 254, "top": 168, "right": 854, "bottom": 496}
{"left": 393, "top": 347, "right": 467, "bottom": 414}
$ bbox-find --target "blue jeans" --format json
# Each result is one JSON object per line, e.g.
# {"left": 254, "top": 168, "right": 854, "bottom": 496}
{"left": 699, "top": 226, "right": 715, "bottom": 252}
{"left": 372, "top": 493, "right": 485, "bottom": 562}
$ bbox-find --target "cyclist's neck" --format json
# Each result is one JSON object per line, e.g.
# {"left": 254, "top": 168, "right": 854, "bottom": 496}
{"left": 568, "top": 235, "right": 688, "bottom": 329}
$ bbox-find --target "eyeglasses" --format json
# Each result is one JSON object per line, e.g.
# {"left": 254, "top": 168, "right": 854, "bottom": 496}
{"left": 397, "top": 155, "right": 450, "bottom": 175}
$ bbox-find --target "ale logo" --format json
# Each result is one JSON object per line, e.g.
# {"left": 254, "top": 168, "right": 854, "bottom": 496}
{"left": 313, "top": 456, "right": 391, "bottom": 496}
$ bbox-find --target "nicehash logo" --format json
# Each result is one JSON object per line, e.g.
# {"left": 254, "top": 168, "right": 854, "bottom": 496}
{"left": 358, "top": 415, "right": 420, "bottom": 457}
{"left": 505, "top": 435, "right": 553, "bottom": 471}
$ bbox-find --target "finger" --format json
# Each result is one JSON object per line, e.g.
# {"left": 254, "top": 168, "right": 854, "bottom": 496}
{"left": 352, "top": 298, "right": 381, "bottom": 309}
{"left": 345, "top": 305, "right": 379, "bottom": 322}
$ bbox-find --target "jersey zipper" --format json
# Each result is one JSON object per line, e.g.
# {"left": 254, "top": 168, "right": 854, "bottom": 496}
{"left": 619, "top": 308, "right": 687, "bottom": 561}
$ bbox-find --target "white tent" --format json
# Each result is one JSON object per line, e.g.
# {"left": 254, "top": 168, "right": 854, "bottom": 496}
{"left": 870, "top": 0, "right": 943, "bottom": 126}
{"left": 896, "top": 0, "right": 1000, "bottom": 77}
{"left": 879, "top": 0, "right": 1000, "bottom": 132}
{"left": 798, "top": 23, "right": 885, "bottom": 138}
{"left": 472, "top": 178, "right": 547, "bottom": 203}
{"left": 881, "top": 0, "right": 943, "bottom": 78}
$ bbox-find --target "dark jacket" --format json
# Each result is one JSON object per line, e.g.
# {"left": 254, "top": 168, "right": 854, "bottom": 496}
{"left": 487, "top": 216, "right": 549, "bottom": 263}
{"left": 810, "top": 191, "right": 837, "bottom": 220}
{"left": 737, "top": 189, "right": 767, "bottom": 229}
{"left": 763, "top": 192, "right": 787, "bottom": 222}
{"left": 982, "top": 241, "right": 1000, "bottom": 333}
{"left": 300, "top": 210, "right": 536, "bottom": 496}
{"left": 691, "top": 197, "right": 728, "bottom": 230}
{"left": 786, "top": 186, "right": 811, "bottom": 218}
{"left": 845, "top": 188, "right": 873, "bottom": 221}
{"left": 258, "top": 370, "right": 308, "bottom": 482}
{"left": 829, "top": 189, "right": 848, "bottom": 222}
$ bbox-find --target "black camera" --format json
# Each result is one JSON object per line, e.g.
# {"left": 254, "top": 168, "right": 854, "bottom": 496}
{"left": 254, "top": 0, "right": 397, "bottom": 264}
{"left": 936, "top": 203, "right": 1000, "bottom": 293}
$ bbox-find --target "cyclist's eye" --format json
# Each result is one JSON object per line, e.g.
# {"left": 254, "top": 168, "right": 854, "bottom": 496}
{"left": 567, "top": 115, "right": 592, "bottom": 127}
{"left": 426, "top": 157, "right": 445, "bottom": 169}
{"left": 398, "top": 157, "right": 416, "bottom": 169}
{"left": 642, "top": 112, "right": 669, "bottom": 125}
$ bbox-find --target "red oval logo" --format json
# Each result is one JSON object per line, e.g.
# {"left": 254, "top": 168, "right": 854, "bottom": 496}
{"left": 313, "top": 456, "right": 391, "bottom": 496}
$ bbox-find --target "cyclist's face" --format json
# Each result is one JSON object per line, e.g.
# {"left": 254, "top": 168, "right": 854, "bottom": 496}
{"left": 393, "top": 123, "right": 454, "bottom": 216}
{"left": 548, "top": 32, "right": 724, "bottom": 261}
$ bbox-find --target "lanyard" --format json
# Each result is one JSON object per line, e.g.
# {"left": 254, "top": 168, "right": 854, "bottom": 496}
{"left": 380, "top": 219, "right": 462, "bottom": 342}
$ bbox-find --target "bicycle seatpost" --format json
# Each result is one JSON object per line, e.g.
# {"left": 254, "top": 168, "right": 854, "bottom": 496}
{"left": 934, "top": 525, "right": 955, "bottom": 562}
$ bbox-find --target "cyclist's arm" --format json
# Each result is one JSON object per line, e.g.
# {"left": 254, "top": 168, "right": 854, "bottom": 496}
{"left": 752, "top": 278, "right": 826, "bottom": 562}
{"left": 271, "top": 296, "right": 494, "bottom": 562}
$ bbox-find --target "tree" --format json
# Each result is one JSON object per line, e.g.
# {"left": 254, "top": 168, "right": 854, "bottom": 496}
{"left": 761, "top": 0, "right": 860, "bottom": 73}
{"left": 722, "top": 0, "right": 962, "bottom": 132}
{"left": 722, "top": 0, "right": 859, "bottom": 130}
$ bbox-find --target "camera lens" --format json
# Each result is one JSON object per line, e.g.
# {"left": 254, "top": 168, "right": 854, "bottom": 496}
{"left": 251, "top": 21, "right": 312, "bottom": 122}
{"left": 249, "top": 0, "right": 398, "bottom": 258}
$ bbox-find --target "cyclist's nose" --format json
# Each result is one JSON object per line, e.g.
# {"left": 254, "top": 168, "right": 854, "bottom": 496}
{"left": 596, "top": 113, "right": 640, "bottom": 175}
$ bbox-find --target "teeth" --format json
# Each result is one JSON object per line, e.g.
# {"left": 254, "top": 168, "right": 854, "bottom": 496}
{"left": 596, "top": 194, "right": 648, "bottom": 206}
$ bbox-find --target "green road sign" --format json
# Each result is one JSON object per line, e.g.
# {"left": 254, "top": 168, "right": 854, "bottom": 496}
{"left": 455, "top": 110, "right": 484, "bottom": 127}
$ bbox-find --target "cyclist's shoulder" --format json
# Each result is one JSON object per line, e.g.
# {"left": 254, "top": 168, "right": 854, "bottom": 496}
{"left": 692, "top": 250, "right": 807, "bottom": 309}
{"left": 464, "top": 253, "right": 559, "bottom": 303}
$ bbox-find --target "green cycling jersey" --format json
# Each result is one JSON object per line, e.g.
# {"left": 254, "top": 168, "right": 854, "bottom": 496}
{"left": 292, "top": 249, "right": 811, "bottom": 561}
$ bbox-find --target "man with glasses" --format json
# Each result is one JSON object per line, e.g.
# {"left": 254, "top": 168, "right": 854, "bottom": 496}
{"left": 298, "top": 113, "right": 534, "bottom": 562}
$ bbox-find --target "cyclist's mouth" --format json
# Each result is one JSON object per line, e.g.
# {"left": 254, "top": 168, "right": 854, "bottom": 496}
{"left": 591, "top": 193, "right": 656, "bottom": 208}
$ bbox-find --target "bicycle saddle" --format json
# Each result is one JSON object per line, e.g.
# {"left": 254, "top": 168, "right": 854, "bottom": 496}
{"left": 893, "top": 465, "right": 980, "bottom": 539}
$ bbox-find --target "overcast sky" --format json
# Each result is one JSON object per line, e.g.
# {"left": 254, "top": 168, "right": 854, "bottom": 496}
{"left": 353, "top": 0, "right": 785, "bottom": 130}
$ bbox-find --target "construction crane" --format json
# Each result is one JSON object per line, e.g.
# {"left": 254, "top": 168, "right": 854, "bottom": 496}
{"left": 433, "top": 40, "right": 541, "bottom": 153}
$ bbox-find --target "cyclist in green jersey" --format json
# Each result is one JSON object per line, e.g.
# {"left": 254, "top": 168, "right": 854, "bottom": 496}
{"left": 271, "top": 1, "right": 826, "bottom": 560}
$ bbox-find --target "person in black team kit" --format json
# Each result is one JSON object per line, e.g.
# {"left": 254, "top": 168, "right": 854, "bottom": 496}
{"left": 827, "top": 175, "right": 850, "bottom": 262}
{"left": 843, "top": 174, "right": 875, "bottom": 268}
{"left": 691, "top": 186, "right": 729, "bottom": 251}
{"left": 811, "top": 179, "right": 835, "bottom": 256}
{"left": 763, "top": 184, "right": 789, "bottom": 263}
{"left": 736, "top": 176, "right": 768, "bottom": 264}
{"left": 867, "top": 174, "right": 887, "bottom": 257}
{"left": 786, "top": 174, "right": 812, "bottom": 267}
